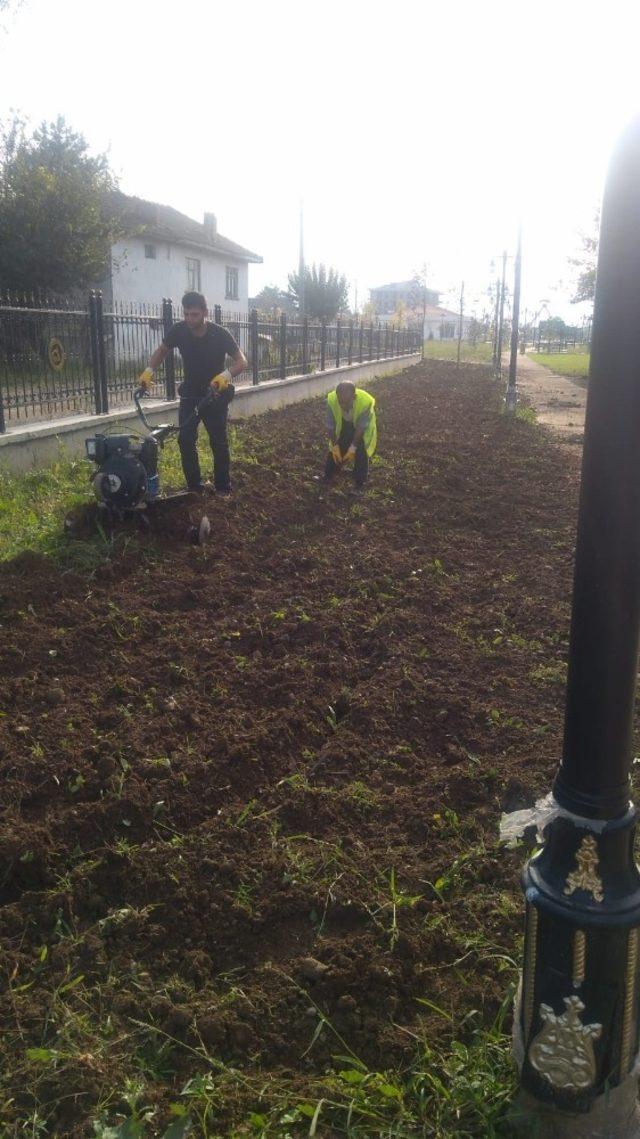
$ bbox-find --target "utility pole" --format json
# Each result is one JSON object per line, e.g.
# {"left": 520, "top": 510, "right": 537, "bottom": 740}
{"left": 456, "top": 280, "right": 464, "bottom": 369}
{"left": 505, "top": 228, "right": 522, "bottom": 413}
{"left": 512, "top": 117, "right": 640, "bottom": 1139}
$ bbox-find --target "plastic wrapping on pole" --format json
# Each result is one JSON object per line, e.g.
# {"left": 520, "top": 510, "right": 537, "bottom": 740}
{"left": 513, "top": 119, "right": 640, "bottom": 1136}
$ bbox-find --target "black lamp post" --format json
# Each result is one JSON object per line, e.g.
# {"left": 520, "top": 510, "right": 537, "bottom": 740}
{"left": 505, "top": 228, "right": 522, "bottom": 413}
{"left": 513, "top": 118, "right": 640, "bottom": 1136}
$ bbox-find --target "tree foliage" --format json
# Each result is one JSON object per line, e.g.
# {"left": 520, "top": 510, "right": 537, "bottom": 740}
{"left": 539, "top": 316, "right": 570, "bottom": 337}
{"left": 0, "top": 114, "right": 121, "bottom": 294}
{"left": 287, "top": 263, "right": 349, "bottom": 321}
{"left": 569, "top": 212, "right": 599, "bottom": 304}
{"left": 251, "top": 284, "right": 296, "bottom": 316}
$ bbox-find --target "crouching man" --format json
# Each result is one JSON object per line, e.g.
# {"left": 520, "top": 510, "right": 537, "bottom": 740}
{"left": 324, "top": 381, "right": 377, "bottom": 488}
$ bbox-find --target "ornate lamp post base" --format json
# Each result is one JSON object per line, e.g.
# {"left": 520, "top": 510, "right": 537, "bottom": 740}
{"left": 511, "top": 1076, "right": 640, "bottom": 1138}
{"left": 509, "top": 804, "right": 640, "bottom": 1136}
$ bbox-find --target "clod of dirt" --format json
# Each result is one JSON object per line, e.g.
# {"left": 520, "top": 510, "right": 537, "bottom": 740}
{"left": 298, "top": 956, "right": 330, "bottom": 981}
{"left": 43, "top": 688, "right": 65, "bottom": 706}
{"left": 334, "top": 691, "right": 351, "bottom": 719}
{"left": 162, "top": 1005, "right": 192, "bottom": 1034}
{"left": 196, "top": 1014, "right": 226, "bottom": 1046}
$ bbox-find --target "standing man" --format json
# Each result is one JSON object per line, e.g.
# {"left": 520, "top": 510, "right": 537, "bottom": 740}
{"left": 139, "top": 292, "right": 247, "bottom": 494}
{"left": 324, "top": 381, "right": 377, "bottom": 488}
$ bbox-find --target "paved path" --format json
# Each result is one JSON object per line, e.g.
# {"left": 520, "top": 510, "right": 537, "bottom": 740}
{"left": 514, "top": 352, "right": 586, "bottom": 453}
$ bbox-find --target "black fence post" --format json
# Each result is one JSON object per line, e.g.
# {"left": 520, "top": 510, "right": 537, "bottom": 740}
{"left": 369, "top": 321, "right": 374, "bottom": 361}
{"left": 336, "top": 316, "right": 341, "bottom": 368}
{"left": 280, "top": 313, "right": 287, "bottom": 379}
{"left": 320, "top": 318, "right": 327, "bottom": 371}
{"left": 88, "top": 291, "right": 103, "bottom": 414}
{"left": 348, "top": 319, "right": 354, "bottom": 365}
{"left": 251, "top": 308, "right": 259, "bottom": 385}
{"left": 162, "top": 297, "right": 176, "bottom": 400}
{"left": 358, "top": 320, "right": 364, "bottom": 363}
{"left": 214, "top": 304, "right": 222, "bottom": 325}
{"left": 95, "top": 291, "right": 109, "bottom": 414}
{"left": 384, "top": 323, "right": 389, "bottom": 358}
{"left": 302, "top": 316, "right": 309, "bottom": 374}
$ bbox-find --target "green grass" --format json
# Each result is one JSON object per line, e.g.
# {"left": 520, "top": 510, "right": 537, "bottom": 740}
{"left": 422, "top": 341, "right": 493, "bottom": 364}
{"left": 0, "top": 430, "right": 206, "bottom": 568}
{"left": 67, "top": 990, "right": 518, "bottom": 1138}
{"left": 0, "top": 451, "right": 99, "bottom": 566}
{"left": 527, "top": 351, "right": 590, "bottom": 379}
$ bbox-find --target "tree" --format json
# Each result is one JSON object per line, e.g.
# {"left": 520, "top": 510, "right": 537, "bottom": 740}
{"left": 0, "top": 114, "right": 121, "bottom": 294}
{"left": 539, "top": 316, "right": 568, "bottom": 337}
{"left": 393, "top": 300, "right": 407, "bottom": 328}
{"left": 287, "top": 263, "right": 349, "bottom": 321}
{"left": 569, "top": 211, "right": 599, "bottom": 304}
{"left": 250, "top": 284, "right": 295, "bottom": 316}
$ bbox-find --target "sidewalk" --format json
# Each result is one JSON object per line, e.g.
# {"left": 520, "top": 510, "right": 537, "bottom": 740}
{"left": 514, "top": 352, "right": 586, "bottom": 452}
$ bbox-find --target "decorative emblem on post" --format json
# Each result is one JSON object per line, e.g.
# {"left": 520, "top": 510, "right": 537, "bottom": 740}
{"left": 563, "top": 835, "right": 604, "bottom": 903}
{"left": 529, "top": 996, "right": 602, "bottom": 1090}
{"left": 48, "top": 337, "right": 66, "bottom": 372}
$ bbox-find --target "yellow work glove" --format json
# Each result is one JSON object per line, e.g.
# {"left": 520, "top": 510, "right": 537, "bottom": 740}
{"left": 331, "top": 443, "right": 343, "bottom": 464}
{"left": 343, "top": 444, "right": 357, "bottom": 463}
{"left": 211, "top": 368, "right": 232, "bottom": 392}
{"left": 138, "top": 366, "right": 155, "bottom": 391}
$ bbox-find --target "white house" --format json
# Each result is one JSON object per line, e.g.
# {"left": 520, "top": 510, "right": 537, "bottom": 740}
{"left": 423, "top": 303, "right": 473, "bottom": 341}
{"left": 104, "top": 192, "right": 262, "bottom": 313}
{"left": 369, "top": 280, "right": 440, "bottom": 316}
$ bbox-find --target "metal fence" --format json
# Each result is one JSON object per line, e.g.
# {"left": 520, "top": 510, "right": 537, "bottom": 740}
{"left": 522, "top": 332, "right": 592, "bottom": 354}
{"left": 0, "top": 292, "right": 421, "bottom": 431}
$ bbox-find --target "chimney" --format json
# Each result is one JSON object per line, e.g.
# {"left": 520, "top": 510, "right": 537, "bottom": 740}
{"left": 204, "top": 212, "right": 217, "bottom": 240}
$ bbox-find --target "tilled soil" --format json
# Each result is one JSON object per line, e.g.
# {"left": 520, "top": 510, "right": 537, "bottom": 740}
{"left": 0, "top": 363, "right": 581, "bottom": 1135}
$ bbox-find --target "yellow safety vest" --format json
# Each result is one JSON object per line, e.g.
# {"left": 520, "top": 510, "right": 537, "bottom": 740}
{"left": 327, "top": 389, "right": 377, "bottom": 457}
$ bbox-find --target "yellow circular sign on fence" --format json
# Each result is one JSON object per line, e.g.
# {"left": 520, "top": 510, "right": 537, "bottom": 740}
{"left": 48, "top": 338, "right": 66, "bottom": 371}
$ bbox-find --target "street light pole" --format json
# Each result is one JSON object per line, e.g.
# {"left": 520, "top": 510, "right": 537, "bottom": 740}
{"left": 496, "top": 250, "right": 507, "bottom": 380}
{"left": 492, "top": 273, "right": 501, "bottom": 374}
{"left": 505, "top": 228, "right": 522, "bottom": 413}
{"left": 456, "top": 280, "right": 464, "bottom": 369}
{"left": 513, "top": 118, "right": 640, "bottom": 1138}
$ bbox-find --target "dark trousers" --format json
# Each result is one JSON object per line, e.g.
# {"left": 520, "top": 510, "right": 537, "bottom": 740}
{"left": 324, "top": 422, "right": 369, "bottom": 486}
{"left": 178, "top": 394, "right": 231, "bottom": 491}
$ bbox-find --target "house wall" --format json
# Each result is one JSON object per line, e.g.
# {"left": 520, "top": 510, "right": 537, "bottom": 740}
{"left": 423, "top": 315, "right": 473, "bottom": 341}
{"left": 110, "top": 238, "right": 249, "bottom": 312}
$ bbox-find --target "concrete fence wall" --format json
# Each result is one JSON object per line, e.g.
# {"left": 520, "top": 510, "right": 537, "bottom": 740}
{"left": 0, "top": 355, "right": 420, "bottom": 474}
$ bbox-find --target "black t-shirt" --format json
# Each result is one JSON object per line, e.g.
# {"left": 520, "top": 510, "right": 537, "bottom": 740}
{"left": 163, "top": 321, "right": 239, "bottom": 396}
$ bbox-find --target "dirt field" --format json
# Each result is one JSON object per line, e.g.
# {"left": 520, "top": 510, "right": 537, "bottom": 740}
{"left": 0, "top": 362, "right": 581, "bottom": 1136}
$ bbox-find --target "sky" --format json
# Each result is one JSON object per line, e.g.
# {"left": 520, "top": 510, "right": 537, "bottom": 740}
{"left": 1, "top": 0, "right": 639, "bottom": 323}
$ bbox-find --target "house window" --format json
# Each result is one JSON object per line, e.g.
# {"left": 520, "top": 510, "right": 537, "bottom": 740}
{"left": 186, "top": 257, "right": 201, "bottom": 291}
{"left": 144, "top": 244, "right": 156, "bottom": 260}
{"left": 225, "top": 267, "right": 239, "bottom": 300}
